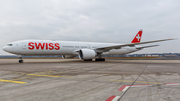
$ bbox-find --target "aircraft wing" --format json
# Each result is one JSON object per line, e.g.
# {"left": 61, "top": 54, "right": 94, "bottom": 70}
{"left": 136, "top": 45, "right": 159, "bottom": 49}
{"left": 96, "top": 38, "right": 176, "bottom": 51}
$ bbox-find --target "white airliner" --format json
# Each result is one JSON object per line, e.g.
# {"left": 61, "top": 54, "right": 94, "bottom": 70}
{"left": 3, "top": 30, "right": 175, "bottom": 63}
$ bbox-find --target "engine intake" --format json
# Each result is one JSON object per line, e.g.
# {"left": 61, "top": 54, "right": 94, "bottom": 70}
{"left": 79, "top": 49, "right": 96, "bottom": 60}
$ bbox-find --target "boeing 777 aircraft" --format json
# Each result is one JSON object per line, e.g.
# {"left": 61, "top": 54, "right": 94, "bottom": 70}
{"left": 3, "top": 30, "right": 175, "bottom": 63}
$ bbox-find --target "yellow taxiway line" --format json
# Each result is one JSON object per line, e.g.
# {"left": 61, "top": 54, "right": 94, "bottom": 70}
{"left": 12, "top": 76, "right": 36, "bottom": 81}
{"left": 13, "top": 72, "right": 74, "bottom": 78}
{"left": 27, "top": 74, "right": 60, "bottom": 77}
{"left": 26, "top": 74, "right": 74, "bottom": 78}
{"left": 110, "top": 79, "right": 161, "bottom": 84}
{"left": 0, "top": 79, "right": 27, "bottom": 84}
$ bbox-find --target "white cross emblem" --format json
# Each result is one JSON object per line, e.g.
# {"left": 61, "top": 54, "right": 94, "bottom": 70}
{"left": 136, "top": 34, "right": 141, "bottom": 41}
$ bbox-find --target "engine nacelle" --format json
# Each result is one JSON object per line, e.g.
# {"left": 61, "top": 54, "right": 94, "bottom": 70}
{"left": 62, "top": 55, "right": 76, "bottom": 59}
{"left": 79, "top": 49, "right": 96, "bottom": 60}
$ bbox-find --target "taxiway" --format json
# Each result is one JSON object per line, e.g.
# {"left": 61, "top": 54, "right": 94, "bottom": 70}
{"left": 0, "top": 59, "right": 180, "bottom": 101}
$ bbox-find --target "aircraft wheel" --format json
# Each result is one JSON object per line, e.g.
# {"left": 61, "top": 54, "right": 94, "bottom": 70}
{"left": 95, "top": 58, "right": 105, "bottom": 61}
{"left": 19, "top": 60, "right": 23, "bottom": 63}
{"left": 84, "top": 59, "right": 92, "bottom": 61}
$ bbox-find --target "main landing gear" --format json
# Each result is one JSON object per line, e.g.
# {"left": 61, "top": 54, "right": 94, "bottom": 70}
{"left": 82, "top": 54, "right": 105, "bottom": 61}
{"left": 84, "top": 59, "right": 93, "bottom": 61}
{"left": 95, "top": 54, "right": 105, "bottom": 61}
{"left": 18, "top": 56, "right": 23, "bottom": 63}
{"left": 83, "top": 58, "right": 105, "bottom": 61}
{"left": 95, "top": 58, "right": 105, "bottom": 61}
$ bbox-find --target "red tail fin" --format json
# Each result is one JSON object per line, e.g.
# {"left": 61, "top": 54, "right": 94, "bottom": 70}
{"left": 131, "top": 30, "right": 143, "bottom": 43}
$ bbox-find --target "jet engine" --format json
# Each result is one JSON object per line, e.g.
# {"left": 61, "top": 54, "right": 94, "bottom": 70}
{"left": 79, "top": 49, "right": 96, "bottom": 60}
{"left": 62, "top": 55, "right": 76, "bottom": 59}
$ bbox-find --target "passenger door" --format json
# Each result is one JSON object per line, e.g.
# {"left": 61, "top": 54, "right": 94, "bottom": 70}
{"left": 22, "top": 42, "right": 27, "bottom": 49}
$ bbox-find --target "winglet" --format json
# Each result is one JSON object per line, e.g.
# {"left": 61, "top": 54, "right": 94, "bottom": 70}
{"left": 169, "top": 38, "right": 178, "bottom": 40}
{"left": 131, "top": 30, "right": 143, "bottom": 43}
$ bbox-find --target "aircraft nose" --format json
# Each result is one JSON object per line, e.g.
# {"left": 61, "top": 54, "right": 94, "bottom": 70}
{"left": 3, "top": 46, "right": 9, "bottom": 52}
{"left": 3, "top": 46, "right": 6, "bottom": 51}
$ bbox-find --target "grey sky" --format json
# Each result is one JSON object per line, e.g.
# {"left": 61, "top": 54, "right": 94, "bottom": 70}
{"left": 0, "top": 0, "right": 180, "bottom": 55}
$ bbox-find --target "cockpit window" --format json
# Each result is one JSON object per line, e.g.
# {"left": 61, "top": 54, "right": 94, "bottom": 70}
{"left": 7, "top": 44, "right": 13, "bottom": 46}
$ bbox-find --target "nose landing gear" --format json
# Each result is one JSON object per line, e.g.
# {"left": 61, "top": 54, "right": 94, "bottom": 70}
{"left": 18, "top": 56, "right": 23, "bottom": 63}
{"left": 19, "top": 60, "right": 23, "bottom": 63}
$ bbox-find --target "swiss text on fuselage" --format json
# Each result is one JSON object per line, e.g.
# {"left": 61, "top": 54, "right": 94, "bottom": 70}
{"left": 28, "top": 42, "right": 60, "bottom": 50}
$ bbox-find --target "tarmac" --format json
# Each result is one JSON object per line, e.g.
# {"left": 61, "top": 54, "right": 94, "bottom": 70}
{"left": 0, "top": 59, "right": 180, "bottom": 101}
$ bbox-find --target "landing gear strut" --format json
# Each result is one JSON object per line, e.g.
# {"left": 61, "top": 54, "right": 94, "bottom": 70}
{"left": 95, "top": 54, "right": 105, "bottom": 61}
{"left": 18, "top": 56, "right": 23, "bottom": 63}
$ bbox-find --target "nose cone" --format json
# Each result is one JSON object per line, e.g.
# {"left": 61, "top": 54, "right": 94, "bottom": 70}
{"left": 3, "top": 46, "right": 7, "bottom": 51}
{"left": 3, "top": 46, "right": 11, "bottom": 53}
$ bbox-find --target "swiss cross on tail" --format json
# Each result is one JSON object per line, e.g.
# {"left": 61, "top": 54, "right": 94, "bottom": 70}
{"left": 131, "top": 30, "right": 143, "bottom": 43}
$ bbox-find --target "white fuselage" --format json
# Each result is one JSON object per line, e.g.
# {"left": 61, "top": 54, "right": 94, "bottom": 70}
{"left": 3, "top": 40, "right": 140, "bottom": 56}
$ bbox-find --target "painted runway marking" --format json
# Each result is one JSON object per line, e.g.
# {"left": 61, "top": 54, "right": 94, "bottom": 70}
{"left": 122, "top": 86, "right": 130, "bottom": 92}
{"left": 0, "top": 79, "right": 27, "bottom": 84}
{"left": 106, "top": 96, "right": 120, "bottom": 101}
{"left": 27, "top": 74, "right": 74, "bottom": 78}
{"left": 12, "top": 76, "right": 37, "bottom": 81}
{"left": 112, "top": 96, "right": 120, "bottom": 101}
{"left": 107, "top": 83, "right": 180, "bottom": 101}
{"left": 13, "top": 72, "right": 74, "bottom": 78}
{"left": 118, "top": 83, "right": 180, "bottom": 92}
{"left": 118, "top": 84, "right": 150, "bottom": 91}
{"left": 110, "top": 79, "right": 161, "bottom": 84}
{"left": 27, "top": 74, "right": 60, "bottom": 77}
{"left": 164, "top": 83, "right": 180, "bottom": 85}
